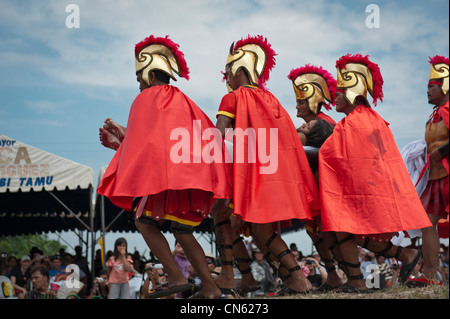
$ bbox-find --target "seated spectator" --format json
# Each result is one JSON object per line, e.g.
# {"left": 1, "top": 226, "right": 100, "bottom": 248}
{"left": 25, "top": 267, "right": 56, "bottom": 299}
{"left": 141, "top": 263, "right": 172, "bottom": 299}
{"left": 30, "top": 254, "right": 51, "bottom": 273}
{"left": 376, "top": 254, "right": 392, "bottom": 288}
{"left": 74, "top": 246, "right": 90, "bottom": 277}
{"left": 182, "top": 252, "right": 218, "bottom": 298}
{"left": 89, "top": 269, "right": 109, "bottom": 299}
{"left": 49, "top": 255, "right": 66, "bottom": 278}
{"left": 304, "top": 256, "right": 327, "bottom": 288}
{"left": 10, "top": 255, "right": 32, "bottom": 298}
{"left": 7, "top": 256, "right": 18, "bottom": 278}
{"left": 250, "top": 248, "right": 275, "bottom": 295}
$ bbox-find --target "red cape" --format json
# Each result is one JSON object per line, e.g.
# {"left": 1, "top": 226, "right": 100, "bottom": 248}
{"left": 230, "top": 87, "right": 320, "bottom": 224}
{"left": 97, "top": 85, "right": 231, "bottom": 224}
{"left": 438, "top": 102, "right": 449, "bottom": 129}
{"left": 318, "top": 105, "right": 432, "bottom": 234}
{"left": 317, "top": 112, "right": 337, "bottom": 125}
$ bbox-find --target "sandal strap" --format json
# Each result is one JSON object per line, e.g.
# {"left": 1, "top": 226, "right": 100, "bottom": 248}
{"left": 220, "top": 260, "right": 234, "bottom": 266}
{"left": 362, "top": 238, "right": 402, "bottom": 259}
{"left": 328, "top": 235, "right": 353, "bottom": 251}
{"left": 235, "top": 257, "right": 252, "bottom": 274}
{"left": 235, "top": 257, "right": 252, "bottom": 263}
{"left": 313, "top": 238, "right": 324, "bottom": 246}
{"left": 320, "top": 257, "right": 335, "bottom": 264}
{"left": 288, "top": 265, "right": 301, "bottom": 274}
{"left": 280, "top": 265, "right": 302, "bottom": 282}
{"left": 217, "top": 243, "right": 233, "bottom": 250}
{"left": 347, "top": 274, "right": 364, "bottom": 280}
{"left": 325, "top": 265, "right": 336, "bottom": 273}
{"left": 276, "top": 249, "right": 291, "bottom": 261}
{"left": 378, "top": 242, "right": 402, "bottom": 259}
{"left": 338, "top": 234, "right": 355, "bottom": 246}
{"left": 214, "top": 219, "right": 231, "bottom": 230}
{"left": 341, "top": 260, "right": 360, "bottom": 269}
{"left": 328, "top": 240, "right": 339, "bottom": 252}
{"left": 265, "top": 233, "right": 278, "bottom": 249}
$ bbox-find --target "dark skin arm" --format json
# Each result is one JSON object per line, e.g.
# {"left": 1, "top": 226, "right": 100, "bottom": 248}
{"left": 216, "top": 115, "right": 234, "bottom": 138}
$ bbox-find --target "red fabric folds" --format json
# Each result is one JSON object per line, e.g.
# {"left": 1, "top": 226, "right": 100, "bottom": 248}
{"left": 228, "top": 86, "right": 320, "bottom": 224}
{"left": 316, "top": 112, "right": 337, "bottom": 125}
{"left": 318, "top": 105, "right": 432, "bottom": 234}
{"left": 97, "top": 85, "right": 232, "bottom": 225}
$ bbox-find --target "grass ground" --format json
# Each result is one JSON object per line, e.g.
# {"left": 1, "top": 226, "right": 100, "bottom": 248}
{"left": 252, "top": 284, "right": 449, "bottom": 299}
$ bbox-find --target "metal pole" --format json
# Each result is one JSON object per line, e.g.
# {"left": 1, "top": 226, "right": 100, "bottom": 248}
{"left": 48, "top": 191, "right": 91, "bottom": 231}
{"left": 89, "top": 186, "right": 95, "bottom": 287}
{"left": 100, "top": 194, "right": 106, "bottom": 270}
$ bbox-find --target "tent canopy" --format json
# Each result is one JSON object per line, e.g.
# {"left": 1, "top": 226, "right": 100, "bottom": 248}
{"left": 0, "top": 135, "right": 94, "bottom": 236}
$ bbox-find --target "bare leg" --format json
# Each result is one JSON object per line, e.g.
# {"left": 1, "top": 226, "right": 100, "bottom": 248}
{"left": 334, "top": 232, "right": 368, "bottom": 291}
{"left": 135, "top": 221, "right": 187, "bottom": 286}
{"left": 356, "top": 237, "right": 419, "bottom": 267}
{"left": 211, "top": 199, "right": 235, "bottom": 291}
{"left": 230, "top": 216, "right": 258, "bottom": 292}
{"left": 421, "top": 214, "right": 442, "bottom": 280}
{"left": 307, "top": 230, "right": 343, "bottom": 288}
{"left": 253, "top": 223, "right": 311, "bottom": 293}
{"left": 174, "top": 233, "right": 222, "bottom": 299}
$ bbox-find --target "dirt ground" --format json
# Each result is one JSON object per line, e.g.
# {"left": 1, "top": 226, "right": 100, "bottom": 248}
{"left": 256, "top": 285, "right": 449, "bottom": 299}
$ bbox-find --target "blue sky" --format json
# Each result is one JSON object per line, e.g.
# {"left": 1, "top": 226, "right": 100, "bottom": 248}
{"left": 0, "top": 0, "right": 448, "bottom": 255}
{"left": 1, "top": 0, "right": 448, "bottom": 187}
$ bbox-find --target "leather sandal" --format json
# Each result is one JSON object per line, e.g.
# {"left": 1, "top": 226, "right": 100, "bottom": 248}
{"left": 399, "top": 249, "right": 422, "bottom": 284}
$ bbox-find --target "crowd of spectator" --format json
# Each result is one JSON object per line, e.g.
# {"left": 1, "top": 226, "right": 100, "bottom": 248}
{"left": 0, "top": 238, "right": 448, "bottom": 299}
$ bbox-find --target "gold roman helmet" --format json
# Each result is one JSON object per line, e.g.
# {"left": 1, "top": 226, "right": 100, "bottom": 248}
{"left": 335, "top": 53, "right": 384, "bottom": 106}
{"left": 227, "top": 43, "right": 266, "bottom": 86}
{"left": 289, "top": 65, "right": 336, "bottom": 115}
{"left": 135, "top": 35, "right": 190, "bottom": 86}
{"left": 225, "top": 35, "right": 276, "bottom": 91}
{"left": 428, "top": 55, "right": 449, "bottom": 95}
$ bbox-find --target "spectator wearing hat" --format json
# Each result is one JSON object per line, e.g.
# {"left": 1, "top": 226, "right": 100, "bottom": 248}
{"left": 10, "top": 255, "right": 32, "bottom": 299}
{"left": 250, "top": 248, "right": 274, "bottom": 295}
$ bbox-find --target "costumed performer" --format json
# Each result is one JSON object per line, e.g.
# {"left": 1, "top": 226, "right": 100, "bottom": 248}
{"left": 288, "top": 64, "right": 344, "bottom": 291}
{"left": 420, "top": 55, "right": 449, "bottom": 282}
{"left": 318, "top": 53, "right": 432, "bottom": 293}
{"left": 212, "top": 35, "right": 320, "bottom": 296}
{"left": 97, "top": 35, "right": 232, "bottom": 299}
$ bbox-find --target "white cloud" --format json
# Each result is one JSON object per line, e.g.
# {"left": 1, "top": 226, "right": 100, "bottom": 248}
{"left": 0, "top": 0, "right": 448, "bottom": 150}
{"left": 25, "top": 100, "right": 61, "bottom": 114}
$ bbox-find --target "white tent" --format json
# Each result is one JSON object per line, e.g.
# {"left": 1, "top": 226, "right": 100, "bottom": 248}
{"left": 0, "top": 134, "right": 94, "bottom": 241}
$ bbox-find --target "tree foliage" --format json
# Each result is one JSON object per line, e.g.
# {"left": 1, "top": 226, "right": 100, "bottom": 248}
{"left": 0, "top": 234, "right": 66, "bottom": 258}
